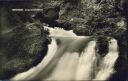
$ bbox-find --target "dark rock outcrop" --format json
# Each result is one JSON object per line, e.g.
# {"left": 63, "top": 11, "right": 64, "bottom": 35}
{"left": 0, "top": 22, "right": 50, "bottom": 79}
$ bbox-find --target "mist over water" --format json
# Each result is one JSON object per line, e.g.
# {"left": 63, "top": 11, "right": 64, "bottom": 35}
{"left": 11, "top": 27, "right": 119, "bottom": 81}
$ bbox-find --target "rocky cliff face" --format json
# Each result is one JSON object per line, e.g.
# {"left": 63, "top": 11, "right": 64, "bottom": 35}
{"left": 0, "top": 0, "right": 128, "bottom": 80}
{"left": 0, "top": 22, "right": 50, "bottom": 79}
{"left": 35, "top": 0, "right": 127, "bottom": 36}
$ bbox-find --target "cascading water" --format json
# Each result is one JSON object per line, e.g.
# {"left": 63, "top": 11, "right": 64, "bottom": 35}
{"left": 11, "top": 26, "right": 119, "bottom": 81}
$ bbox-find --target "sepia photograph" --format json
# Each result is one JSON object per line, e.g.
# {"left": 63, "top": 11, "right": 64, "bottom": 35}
{"left": 0, "top": 0, "right": 128, "bottom": 81}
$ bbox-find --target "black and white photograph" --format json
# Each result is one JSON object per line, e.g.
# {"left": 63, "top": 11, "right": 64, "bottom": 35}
{"left": 0, "top": 0, "right": 128, "bottom": 81}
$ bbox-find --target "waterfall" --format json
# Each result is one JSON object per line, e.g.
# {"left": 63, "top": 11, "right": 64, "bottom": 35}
{"left": 11, "top": 27, "right": 119, "bottom": 81}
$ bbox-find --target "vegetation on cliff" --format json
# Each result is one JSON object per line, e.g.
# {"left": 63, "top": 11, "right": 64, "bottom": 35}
{"left": 0, "top": 0, "right": 128, "bottom": 80}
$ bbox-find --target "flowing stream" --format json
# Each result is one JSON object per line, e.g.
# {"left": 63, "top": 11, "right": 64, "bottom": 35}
{"left": 11, "top": 27, "right": 119, "bottom": 81}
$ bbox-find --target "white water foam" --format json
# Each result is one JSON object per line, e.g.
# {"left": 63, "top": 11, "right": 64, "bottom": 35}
{"left": 11, "top": 27, "right": 119, "bottom": 81}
